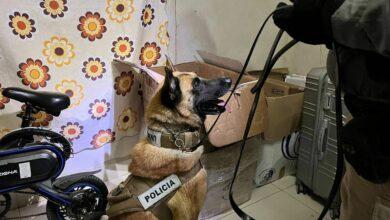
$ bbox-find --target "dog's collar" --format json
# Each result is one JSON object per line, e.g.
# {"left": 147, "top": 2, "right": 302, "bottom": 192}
{"left": 146, "top": 127, "right": 201, "bottom": 151}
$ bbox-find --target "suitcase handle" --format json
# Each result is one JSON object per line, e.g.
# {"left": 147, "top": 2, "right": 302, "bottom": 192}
{"left": 317, "top": 118, "right": 329, "bottom": 160}
{"left": 324, "top": 92, "right": 332, "bottom": 110}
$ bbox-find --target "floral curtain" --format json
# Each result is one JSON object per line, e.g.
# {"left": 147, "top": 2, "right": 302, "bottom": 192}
{"left": 0, "top": 0, "right": 169, "bottom": 182}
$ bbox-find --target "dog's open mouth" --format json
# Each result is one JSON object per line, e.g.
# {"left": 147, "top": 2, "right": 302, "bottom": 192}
{"left": 199, "top": 99, "right": 226, "bottom": 115}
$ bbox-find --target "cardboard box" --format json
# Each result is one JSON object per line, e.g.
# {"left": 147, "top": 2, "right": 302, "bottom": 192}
{"left": 140, "top": 61, "right": 267, "bottom": 147}
{"left": 254, "top": 139, "right": 297, "bottom": 187}
{"left": 201, "top": 163, "right": 256, "bottom": 219}
{"left": 247, "top": 68, "right": 290, "bottom": 82}
{"left": 264, "top": 78, "right": 303, "bottom": 97}
{"left": 263, "top": 79, "right": 304, "bottom": 140}
{"left": 115, "top": 50, "right": 303, "bottom": 144}
{"left": 194, "top": 51, "right": 304, "bottom": 141}
{"left": 200, "top": 136, "right": 260, "bottom": 219}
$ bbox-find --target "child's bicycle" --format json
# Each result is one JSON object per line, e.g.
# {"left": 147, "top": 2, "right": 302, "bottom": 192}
{"left": 0, "top": 87, "right": 108, "bottom": 220}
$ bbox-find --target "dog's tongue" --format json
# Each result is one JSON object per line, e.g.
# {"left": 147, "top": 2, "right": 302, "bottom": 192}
{"left": 218, "top": 100, "right": 226, "bottom": 107}
{"left": 199, "top": 99, "right": 226, "bottom": 115}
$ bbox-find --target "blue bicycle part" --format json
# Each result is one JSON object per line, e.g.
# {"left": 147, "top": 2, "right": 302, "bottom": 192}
{"left": 0, "top": 88, "right": 108, "bottom": 219}
{"left": 47, "top": 175, "right": 108, "bottom": 220}
{"left": 0, "top": 143, "right": 66, "bottom": 194}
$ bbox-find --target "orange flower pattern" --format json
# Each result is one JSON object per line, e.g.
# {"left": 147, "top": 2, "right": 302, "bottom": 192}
{"left": 88, "top": 99, "right": 110, "bottom": 120}
{"left": 82, "top": 57, "right": 106, "bottom": 80}
{"left": 91, "top": 129, "right": 115, "bottom": 148}
{"left": 60, "top": 122, "right": 83, "bottom": 141}
{"left": 43, "top": 36, "right": 75, "bottom": 67}
{"left": 55, "top": 79, "right": 84, "bottom": 108}
{"left": 78, "top": 12, "right": 107, "bottom": 41}
{"left": 17, "top": 58, "right": 51, "bottom": 90}
{"left": 157, "top": 21, "right": 169, "bottom": 46}
{"left": 40, "top": 0, "right": 68, "bottom": 18}
{"left": 22, "top": 104, "right": 53, "bottom": 127}
{"left": 9, "top": 12, "right": 36, "bottom": 39}
{"left": 111, "top": 36, "right": 134, "bottom": 60}
{"left": 139, "top": 42, "right": 161, "bottom": 67}
{"left": 117, "top": 107, "right": 137, "bottom": 131}
{"left": 106, "top": 0, "right": 134, "bottom": 23}
{"left": 141, "top": 4, "right": 155, "bottom": 27}
{"left": 0, "top": 84, "right": 10, "bottom": 110}
{"left": 0, "top": 2, "right": 168, "bottom": 172}
{"left": 32, "top": 111, "right": 53, "bottom": 127}
{"left": 114, "top": 71, "right": 134, "bottom": 96}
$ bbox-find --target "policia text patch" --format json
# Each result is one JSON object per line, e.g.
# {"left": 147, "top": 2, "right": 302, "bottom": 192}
{"left": 138, "top": 174, "right": 182, "bottom": 209}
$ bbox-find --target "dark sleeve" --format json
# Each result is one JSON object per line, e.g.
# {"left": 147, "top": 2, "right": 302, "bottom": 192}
{"left": 331, "top": 0, "right": 390, "bottom": 57}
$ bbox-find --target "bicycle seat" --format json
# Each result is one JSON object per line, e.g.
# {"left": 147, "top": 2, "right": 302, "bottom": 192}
{"left": 2, "top": 87, "right": 70, "bottom": 116}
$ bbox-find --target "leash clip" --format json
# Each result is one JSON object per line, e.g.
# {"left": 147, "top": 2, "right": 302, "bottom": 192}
{"left": 174, "top": 138, "right": 185, "bottom": 148}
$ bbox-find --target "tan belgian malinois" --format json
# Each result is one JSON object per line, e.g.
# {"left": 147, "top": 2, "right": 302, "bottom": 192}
{"left": 107, "top": 64, "right": 232, "bottom": 220}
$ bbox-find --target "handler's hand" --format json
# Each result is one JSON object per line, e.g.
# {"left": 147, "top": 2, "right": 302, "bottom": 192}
{"left": 273, "top": 0, "right": 344, "bottom": 46}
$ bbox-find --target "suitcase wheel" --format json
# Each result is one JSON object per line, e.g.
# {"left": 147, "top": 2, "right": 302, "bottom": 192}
{"left": 296, "top": 182, "right": 309, "bottom": 194}
{"left": 329, "top": 206, "right": 340, "bottom": 220}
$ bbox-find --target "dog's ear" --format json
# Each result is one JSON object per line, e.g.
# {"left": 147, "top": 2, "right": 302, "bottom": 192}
{"left": 165, "top": 55, "right": 176, "bottom": 72}
{"left": 161, "top": 67, "right": 181, "bottom": 109}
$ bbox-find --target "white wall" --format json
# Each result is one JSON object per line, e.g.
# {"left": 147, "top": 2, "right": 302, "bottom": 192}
{"left": 172, "top": 0, "right": 328, "bottom": 75}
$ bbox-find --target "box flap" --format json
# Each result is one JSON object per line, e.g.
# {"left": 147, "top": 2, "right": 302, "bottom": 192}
{"left": 174, "top": 62, "right": 202, "bottom": 74}
{"left": 264, "top": 78, "right": 303, "bottom": 97}
{"left": 113, "top": 59, "right": 164, "bottom": 83}
{"left": 263, "top": 92, "right": 304, "bottom": 140}
{"left": 197, "top": 50, "right": 243, "bottom": 73}
{"left": 248, "top": 69, "right": 289, "bottom": 81}
{"left": 174, "top": 62, "right": 255, "bottom": 84}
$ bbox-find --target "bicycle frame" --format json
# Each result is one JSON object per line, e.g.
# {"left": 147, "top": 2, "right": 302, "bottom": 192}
{"left": 0, "top": 105, "right": 96, "bottom": 206}
{"left": 0, "top": 143, "right": 72, "bottom": 205}
{"left": 0, "top": 88, "right": 107, "bottom": 219}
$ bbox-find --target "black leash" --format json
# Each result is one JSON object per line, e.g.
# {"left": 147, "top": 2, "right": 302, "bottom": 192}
{"left": 229, "top": 33, "right": 300, "bottom": 218}
{"left": 229, "top": 29, "right": 284, "bottom": 219}
{"left": 192, "top": 4, "right": 298, "bottom": 219}
{"left": 194, "top": 7, "right": 287, "bottom": 149}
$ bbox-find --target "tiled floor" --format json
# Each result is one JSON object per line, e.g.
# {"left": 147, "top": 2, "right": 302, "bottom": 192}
{"left": 213, "top": 176, "right": 332, "bottom": 220}
{"left": 5, "top": 176, "right": 331, "bottom": 220}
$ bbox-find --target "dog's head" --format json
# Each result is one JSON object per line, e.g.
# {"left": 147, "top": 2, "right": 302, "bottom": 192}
{"left": 161, "top": 67, "right": 232, "bottom": 119}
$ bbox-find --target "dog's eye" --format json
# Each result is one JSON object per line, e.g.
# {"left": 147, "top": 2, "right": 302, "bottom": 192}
{"left": 193, "top": 78, "right": 201, "bottom": 88}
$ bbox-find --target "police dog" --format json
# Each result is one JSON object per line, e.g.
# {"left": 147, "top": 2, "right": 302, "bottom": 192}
{"left": 113, "top": 66, "right": 231, "bottom": 220}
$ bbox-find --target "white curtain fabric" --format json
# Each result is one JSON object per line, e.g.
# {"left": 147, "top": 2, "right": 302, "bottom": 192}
{"left": 0, "top": 0, "right": 169, "bottom": 182}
